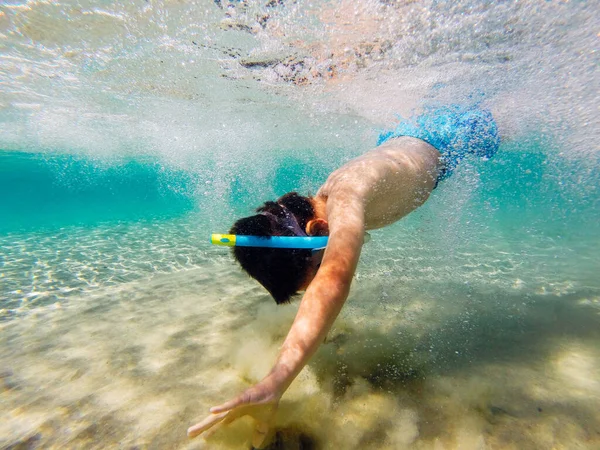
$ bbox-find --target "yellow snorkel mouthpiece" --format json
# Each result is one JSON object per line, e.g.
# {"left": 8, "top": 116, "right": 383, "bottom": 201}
{"left": 211, "top": 234, "right": 237, "bottom": 246}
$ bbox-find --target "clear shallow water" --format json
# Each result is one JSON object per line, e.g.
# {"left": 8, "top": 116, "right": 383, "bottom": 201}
{"left": 1, "top": 0, "right": 599, "bottom": 449}
{"left": 0, "top": 151, "right": 197, "bottom": 233}
{"left": 3, "top": 142, "right": 598, "bottom": 316}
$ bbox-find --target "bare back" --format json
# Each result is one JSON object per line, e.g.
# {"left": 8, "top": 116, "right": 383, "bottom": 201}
{"left": 317, "top": 136, "right": 443, "bottom": 230}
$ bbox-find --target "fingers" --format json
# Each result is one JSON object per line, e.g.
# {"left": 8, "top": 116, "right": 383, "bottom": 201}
{"left": 251, "top": 420, "right": 272, "bottom": 449}
{"left": 252, "top": 403, "right": 276, "bottom": 449}
{"left": 187, "top": 411, "right": 229, "bottom": 438}
{"left": 201, "top": 405, "right": 244, "bottom": 441}
{"left": 209, "top": 394, "right": 248, "bottom": 414}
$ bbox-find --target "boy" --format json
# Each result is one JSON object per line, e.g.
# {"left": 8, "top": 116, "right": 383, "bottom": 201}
{"left": 188, "top": 105, "right": 499, "bottom": 448}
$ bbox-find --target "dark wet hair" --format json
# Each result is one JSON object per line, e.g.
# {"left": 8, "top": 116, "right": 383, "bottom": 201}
{"left": 230, "top": 192, "right": 315, "bottom": 304}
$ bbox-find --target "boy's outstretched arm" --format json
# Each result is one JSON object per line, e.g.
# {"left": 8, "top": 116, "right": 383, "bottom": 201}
{"left": 188, "top": 194, "right": 365, "bottom": 447}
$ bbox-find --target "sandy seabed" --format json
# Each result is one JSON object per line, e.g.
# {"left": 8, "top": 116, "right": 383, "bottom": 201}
{"left": 1, "top": 262, "right": 599, "bottom": 450}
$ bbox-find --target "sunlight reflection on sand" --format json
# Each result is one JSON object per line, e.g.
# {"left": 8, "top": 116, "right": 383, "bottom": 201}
{"left": 1, "top": 261, "right": 599, "bottom": 449}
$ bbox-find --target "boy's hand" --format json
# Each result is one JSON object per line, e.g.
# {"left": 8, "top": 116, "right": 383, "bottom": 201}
{"left": 187, "top": 379, "right": 281, "bottom": 449}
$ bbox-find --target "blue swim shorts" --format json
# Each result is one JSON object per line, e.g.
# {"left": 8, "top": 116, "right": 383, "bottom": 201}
{"left": 377, "top": 105, "right": 500, "bottom": 181}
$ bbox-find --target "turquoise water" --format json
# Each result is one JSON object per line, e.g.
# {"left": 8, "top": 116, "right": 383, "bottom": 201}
{"left": 0, "top": 151, "right": 196, "bottom": 233}
{"left": 3, "top": 141, "right": 598, "bottom": 315}
{"left": 1, "top": 0, "right": 599, "bottom": 448}
{"left": 2, "top": 136, "right": 599, "bottom": 449}
{"left": 0, "top": 147, "right": 355, "bottom": 313}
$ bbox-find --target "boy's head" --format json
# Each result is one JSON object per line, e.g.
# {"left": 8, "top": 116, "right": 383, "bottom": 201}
{"left": 230, "top": 192, "right": 326, "bottom": 304}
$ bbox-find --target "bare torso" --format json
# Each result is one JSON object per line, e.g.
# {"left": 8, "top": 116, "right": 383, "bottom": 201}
{"left": 316, "top": 136, "right": 443, "bottom": 230}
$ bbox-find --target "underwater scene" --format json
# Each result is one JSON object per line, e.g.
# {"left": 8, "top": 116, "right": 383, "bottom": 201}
{"left": 1, "top": 0, "right": 599, "bottom": 449}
